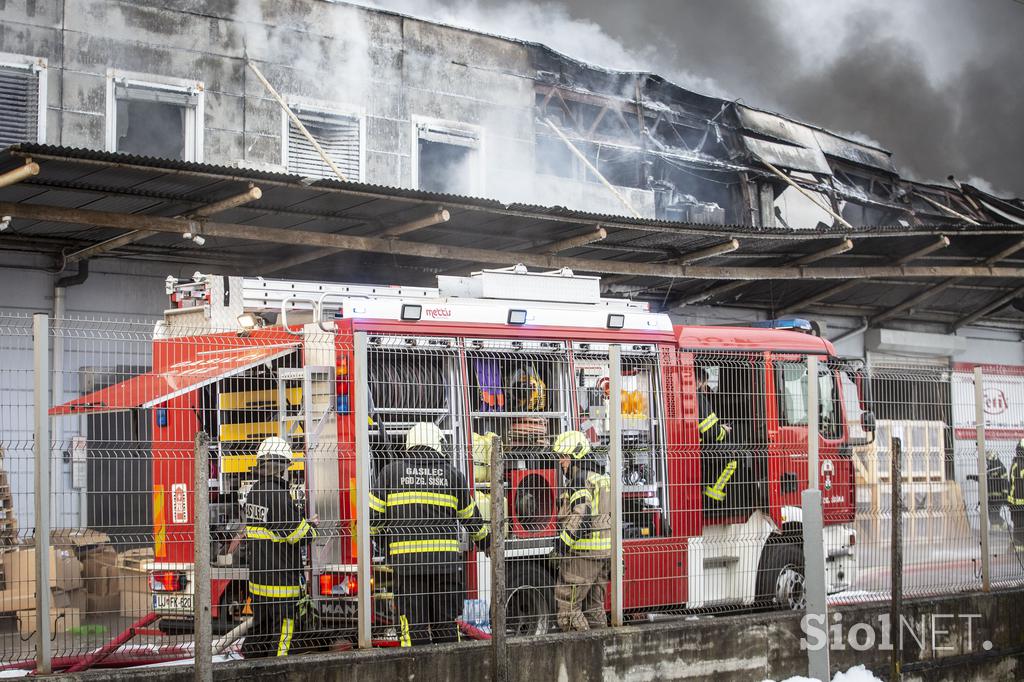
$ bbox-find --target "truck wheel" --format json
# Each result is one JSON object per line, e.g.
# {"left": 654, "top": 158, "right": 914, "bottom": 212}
{"left": 505, "top": 564, "right": 554, "bottom": 636}
{"left": 755, "top": 542, "right": 806, "bottom": 610}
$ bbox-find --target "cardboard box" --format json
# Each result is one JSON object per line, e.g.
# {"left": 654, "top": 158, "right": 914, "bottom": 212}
{"left": 120, "top": 590, "right": 152, "bottom": 619}
{"left": 86, "top": 592, "right": 120, "bottom": 616}
{"left": 2, "top": 547, "right": 83, "bottom": 593}
{"left": 17, "top": 607, "right": 81, "bottom": 638}
{"left": 117, "top": 548, "right": 153, "bottom": 595}
{"left": 82, "top": 546, "right": 118, "bottom": 596}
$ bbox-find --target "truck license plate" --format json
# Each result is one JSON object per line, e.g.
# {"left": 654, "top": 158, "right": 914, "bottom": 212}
{"left": 154, "top": 593, "right": 194, "bottom": 612}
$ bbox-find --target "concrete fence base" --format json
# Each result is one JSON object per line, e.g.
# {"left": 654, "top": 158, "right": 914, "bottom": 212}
{"left": 72, "top": 590, "right": 1023, "bottom": 682}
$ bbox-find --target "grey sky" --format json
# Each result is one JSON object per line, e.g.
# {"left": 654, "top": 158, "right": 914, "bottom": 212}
{"left": 368, "top": 0, "right": 1024, "bottom": 196}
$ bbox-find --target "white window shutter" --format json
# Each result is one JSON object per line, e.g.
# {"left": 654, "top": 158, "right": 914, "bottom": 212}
{"left": 287, "top": 111, "right": 361, "bottom": 181}
{"left": 0, "top": 65, "right": 39, "bottom": 146}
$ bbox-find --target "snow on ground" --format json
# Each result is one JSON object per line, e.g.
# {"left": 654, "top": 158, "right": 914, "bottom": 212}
{"left": 764, "top": 665, "right": 884, "bottom": 682}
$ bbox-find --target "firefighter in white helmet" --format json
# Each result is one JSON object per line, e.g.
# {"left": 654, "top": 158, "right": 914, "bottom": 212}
{"left": 241, "top": 436, "right": 318, "bottom": 658}
{"left": 369, "top": 422, "right": 489, "bottom": 646}
{"left": 552, "top": 430, "right": 611, "bottom": 631}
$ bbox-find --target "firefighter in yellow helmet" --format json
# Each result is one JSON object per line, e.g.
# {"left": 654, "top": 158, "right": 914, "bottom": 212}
{"left": 552, "top": 430, "right": 611, "bottom": 631}
{"left": 369, "top": 422, "right": 489, "bottom": 646}
{"left": 241, "top": 437, "right": 317, "bottom": 658}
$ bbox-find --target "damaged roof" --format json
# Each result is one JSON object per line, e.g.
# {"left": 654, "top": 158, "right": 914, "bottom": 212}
{"left": 1, "top": 143, "right": 1023, "bottom": 333}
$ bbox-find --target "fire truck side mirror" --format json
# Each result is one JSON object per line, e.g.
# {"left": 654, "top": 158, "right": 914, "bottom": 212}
{"left": 860, "top": 410, "right": 876, "bottom": 436}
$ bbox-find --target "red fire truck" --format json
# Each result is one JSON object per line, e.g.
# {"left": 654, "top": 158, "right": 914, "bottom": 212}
{"left": 52, "top": 266, "right": 870, "bottom": 636}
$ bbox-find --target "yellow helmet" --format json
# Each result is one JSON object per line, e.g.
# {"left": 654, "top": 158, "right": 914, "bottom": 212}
{"left": 406, "top": 422, "right": 444, "bottom": 453}
{"left": 553, "top": 431, "right": 591, "bottom": 460}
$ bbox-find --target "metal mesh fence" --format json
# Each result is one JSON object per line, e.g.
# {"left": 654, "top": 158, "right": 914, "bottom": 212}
{"left": 0, "top": 312, "right": 1021, "bottom": 673}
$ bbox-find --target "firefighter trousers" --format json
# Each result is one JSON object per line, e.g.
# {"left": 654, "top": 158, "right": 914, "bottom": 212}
{"left": 394, "top": 569, "right": 465, "bottom": 646}
{"left": 555, "top": 556, "right": 609, "bottom": 632}
{"left": 241, "top": 594, "right": 297, "bottom": 658}
{"left": 1012, "top": 506, "right": 1024, "bottom": 549}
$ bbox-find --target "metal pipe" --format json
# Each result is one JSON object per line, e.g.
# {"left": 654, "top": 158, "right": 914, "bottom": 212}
{"left": 353, "top": 332, "right": 372, "bottom": 649}
{"left": 380, "top": 209, "right": 450, "bottom": 238}
{"left": 974, "top": 367, "right": 991, "bottom": 593}
{"left": 608, "top": 344, "right": 624, "bottom": 627}
{"left": 541, "top": 226, "right": 607, "bottom": 254}
{"left": 829, "top": 318, "right": 869, "bottom": 345}
{"left": 544, "top": 118, "right": 643, "bottom": 219}
{"left": 0, "top": 160, "right": 40, "bottom": 188}
{"left": 803, "top": 354, "right": 829, "bottom": 681}
{"left": 6, "top": 202, "right": 1024, "bottom": 281}
{"left": 890, "top": 433, "right": 904, "bottom": 681}
{"left": 33, "top": 313, "right": 52, "bottom": 675}
{"left": 194, "top": 431, "right": 212, "bottom": 682}
{"left": 953, "top": 285, "right": 1024, "bottom": 331}
{"left": 490, "top": 438, "right": 507, "bottom": 681}
{"left": 756, "top": 156, "right": 854, "bottom": 230}
{"left": 264, "top": 209, "right": 452, "bottom": 273}
{"left": 913, "top": 192, "right": 979, "bottom": 225}
{"left": 247, "top": 61, "right": 348, "bottom": 183}
{"left": 63, "top": 187, "right": 264, "bottom": 264}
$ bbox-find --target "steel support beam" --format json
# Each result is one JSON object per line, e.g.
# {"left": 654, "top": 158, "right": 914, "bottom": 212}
{"left": 6, "top": 202, "right": 1024, "bottom": 281}
{"left": 676, "top": 239, "right": 853, "bottom": 306}
{"left": 539, "top": 225, "right": 607, "bottom": 254}
{"left": 779, "top": 236, "right": 950, "bottom": 315}
{"left": 952, "top": 284, "right": 1024, "bottom": 331}
{"left": 62, "top": 186, "right": 264, "bottom": 264}
{"left": 263, "top": 209, "right": 451, "bottom": 274}
{"left": 871, "top": 237, "right": 1024, "bottom": 326}
{"left": 602, "top": 239, "right": 739, "bottom": 288}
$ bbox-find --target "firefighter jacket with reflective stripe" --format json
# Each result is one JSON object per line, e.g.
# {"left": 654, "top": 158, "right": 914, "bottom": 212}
{"left": 244, "top": 475, "right": 317, "bottom": 592}
{"left": 557, "top": 468, "right": 611, "bottom": 558}
{"left": 369, "top": 447, "right": 488, "bottom": 573}
{"left": 697, "top": 391, "right": 728, "bottom": 444}
{"left": 987, "top": 455, "right": 1008, "bottom": 502}
{"left": 1009, "top": 457, "right": 1024, "bottom": 507}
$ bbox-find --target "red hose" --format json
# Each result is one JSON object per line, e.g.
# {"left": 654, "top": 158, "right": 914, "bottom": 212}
{"left": 63, "top": 612, "right": 160, "bottom": 673}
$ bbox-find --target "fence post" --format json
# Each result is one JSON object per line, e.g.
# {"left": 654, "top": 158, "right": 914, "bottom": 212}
{"left": 608, "top": 344, "right": 624, "bottom": 627}
{"left": 803, "top": 355, "right": 830, "bottom": 682}
{"left": 973, "top": 366, "right": 991, "bottom": 592}
{"left": 353, "top": 331, "right": 372, "bottom": 649}
{"left": 193, "top": 431, "right": 212, "bottom": 682}
{"left": 490, "top": 438, "right": 508, "bottom": 682}
{"left": 32, "top": 313, "right": 51, "bottom": 675}
{"left": 890, "top": 435, "right": 903, "bottom": 682}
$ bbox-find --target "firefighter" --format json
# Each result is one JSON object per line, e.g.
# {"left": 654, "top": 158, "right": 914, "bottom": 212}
{"left": 1009, "top": 439, "right": 1024, "bottom": 551}
{"left": 370, "top": 422, "right": 489, "bottom": 646}
{"left": 696, "top": 366, "right": 736, "bottom": 506}
{"left": 241, "top": 436, "right": 318, "bottom": 659}
{"left": 553, "top": 430, "right": 611, "bottom": 632}
{"left": 985, "top": 450, "right": 1009, "bottom": 530}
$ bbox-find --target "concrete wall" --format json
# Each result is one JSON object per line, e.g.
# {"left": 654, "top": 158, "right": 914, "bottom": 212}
{"left": 67, "top": 589, "right": 1024, "bottom": 681}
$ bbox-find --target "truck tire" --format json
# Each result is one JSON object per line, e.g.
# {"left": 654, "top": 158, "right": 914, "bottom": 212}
{"left": 505, "top": 563, "right": 554, "bottom": 636}
{"left": 755, "top": 541, "right": 806, "bottom": 610}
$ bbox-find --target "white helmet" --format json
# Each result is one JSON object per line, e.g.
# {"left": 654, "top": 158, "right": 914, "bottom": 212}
{"left": 406, "top": 422, "right": 444, "bottom": 453}
{"left": 257, "top": 436, "right": 292, "bottom": 467}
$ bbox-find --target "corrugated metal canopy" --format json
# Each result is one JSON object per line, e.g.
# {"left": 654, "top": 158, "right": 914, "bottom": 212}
{"left": 1, "top": 143, "right": 1022, "bottom": 331}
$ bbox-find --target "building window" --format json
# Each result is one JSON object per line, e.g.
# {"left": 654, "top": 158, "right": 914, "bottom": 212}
{"left": 0, "top": 54, "right": 46, "bottom": 146}
{"left": 282, "top": 105, "right": 363, "bottom": 181}
{"left": 414, "top": 120, "right": 482, "bottom": 196}
{"left": 106, "top": 73, "right": 203, "bottom": 161}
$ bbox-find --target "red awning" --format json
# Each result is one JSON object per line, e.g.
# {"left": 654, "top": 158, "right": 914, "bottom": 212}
{"left": 50, "top": 341, "right": 300, "bottom": 415}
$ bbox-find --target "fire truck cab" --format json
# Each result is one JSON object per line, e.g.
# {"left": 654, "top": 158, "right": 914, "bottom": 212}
{"left": 51, "top": 266, "right": 869, "bottom": 636}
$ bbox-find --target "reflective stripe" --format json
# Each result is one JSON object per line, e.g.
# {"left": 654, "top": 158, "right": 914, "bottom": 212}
{"left": 560, "top": 530, "right": 578, "bottom": 548}
{"left": 389, "top": 539, "right": 461, "bottom": 555}
{"left": 284, "top": 518, "right": 316, "bottom": 544}
{"left": 249, "top": 582, "right": 302, "bottom": 598}
{"left": 698, "top": 413, "right": 718, "bottom": 433}
{"left": 716, "top": 428, "right": 726, "bottom": 442}
{"left": 277, "top": 618, "right": 294, "bottom": 656}
{"left": 456, "top": 500, "right": 477, "bottom": 520}
{"left": 704, "top": 459, "right": 737, "bottom": 501}
{"left": 471, "top": 524, "right": 489, "bottom": 542}
{"left": 568, "top": 489, "right": 592, "bottom": 506}
{"left": 369, "top": 493, "right": 386, "bottom": 513}
{"left": 245, "top": 526, "right": 284, "bottom": 542}
{"left": 386, "top": 491, "right": 459, "bottom": 509}
{"left": 399, "top": 615, "right": 411, "bottom": 647}
{"left": 572, "top": 536, "right": 611, "bottom": 551}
